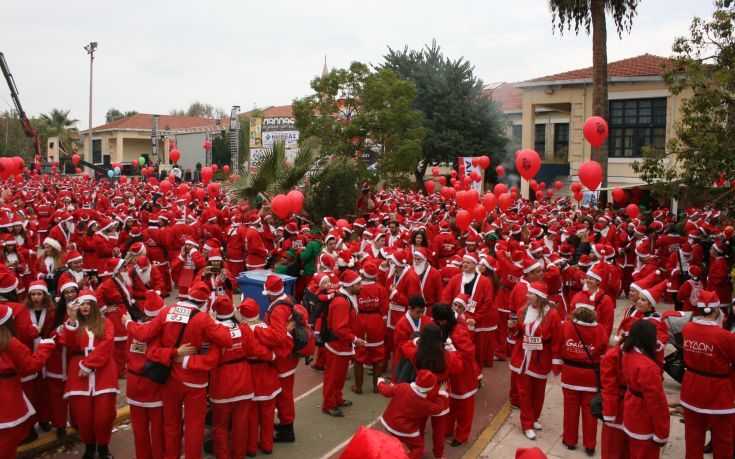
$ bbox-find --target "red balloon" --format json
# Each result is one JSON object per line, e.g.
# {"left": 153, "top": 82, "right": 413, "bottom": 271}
{"left": 546, "top": 189, "right": 554, "bottom": 198}
{"left": 203, "top": 140, "right": 213, "bottom": 149}
{"left": 75, "top": 168, "right": 81, "bottom": 174}
{"left": 625, "top": 203, "right": 640, "bottom": 219}
{"left": 160, "top": 179, "right": 172, "bottom": 193}
{"left": 510, "top": 190, "right": 518, "bottom": 200}
{"left": 529, "top": 180, "right": 538, "bottom": 191}
{"left": 455, "top": 210, "right": 472, "bottom": 231}
{"left": 82, "top": 172, "right": 89, "bottom": 180}
{"left": 229, "top": 175, "right": 235, "bottom": 183}
{"left": 440, "top": 186, "right": 454, "bottom": 200}
{"left": 438, "top": 176, "right": 447, "bottom": 186}
{"left": 583, "top": 116, "right": 609, "bottom": 149}
{"left": 133, "top": 177, "right": 139, "bottom": 184}
{"left": 573, "top": 191, "right": 583, "bottom": 202}
{"left": 483, "top": 193, "right": 497, "bottom": 209}
{"left": 195, "top": 188, "right": 205, "bottom": 201}
{"left": 496, "top": 165, "right": 505, "bottom": 177}
{"left": 271, "top": 194, "right": 292, "bottom": 219}
{"left": 212, "top": 164, "right": 219, "bottom": 173}
{"left": 71, "top": 154, "right": 80, "bottom": 166}
{"left": 207, "top": 182, "right": 220, "bottom": 196}
{"left": 539, "top": 182, "right": 546, "bottom": 190}
{"left": 0, "top": 157, "right": 14, "bottom": 179}
{"left": 170, "top": 149, "right": 181, "bottom": 163}
{"left": 32, "top": 169, "right": 38, "bottom": 175}
{"left": 450, "top": 170, "right": 457, "bottom": 178}
{"left": 498, "top": 193, "right": 511, "bottom": 212}
{"left": 177, "top": 183, "right": 189, "bottom": 195}
{"left": 147, "top": 177, "right": 159, "bottom": 186}
{"left": 471, "top": 157, "right": 479, "bottom": 168}
{"left": 456, "top": 191, "right": 466, "bottom": 209}
{"left": 431, "top": 167, "right": 439, "bottom": 177}
{"left": 287, "top": 189, "right": 304, "bottom": 213}
{"left": 612, "top": 187, "right": 625, "bottom": 202}
{"left": 35, "top": 162, "right": 40, "bottom": 170}
{"left": 472, "top": 204, "right": 487, "bottom": 222}
{"left": 478, "top": 155, "right": 490, "bottom": 170}
{"left": 132, "top": 159, "right": 139, "bottom": 168}
{"left": 168, "top": 174, "right": 176, "bottom": 183}
{"left": 467, "top": 189, "right": 479, "bottom": 208}
{"left": 201, "top": 166, "right": 213, "bottom": 184}
{"left": 119, "top": 176, "right": 128, "bottom": 184}
{"left": 578, "top": 161, "right": 603, "bottom": 191}
{"left": 425, "top": 180, "right": 435, "bottom": 194}
{"left": 223, "top": 165, "right": 230, "bottom": 174}
{"left": 469, "top": 171, "right": 480, "bottom": 182}
{"left": 515, "top": 150, "right": 541, "bottom": 180}
{"left": 493, "top": 183, "right": 507, "bottom": 197}
{"left": 35, "top": 155, "right": 41, "bottom": 162}
{"left": 13, "top": 157, "right": 24, "bottom": 172}
{"left": 535, "top": 190, "right": 544, "bottom": 201}
{"left": 554, "top": 180, "right": 563, "bottom": 191}
{"left": 571, "top": 182, "right": 582, "bottom": 193}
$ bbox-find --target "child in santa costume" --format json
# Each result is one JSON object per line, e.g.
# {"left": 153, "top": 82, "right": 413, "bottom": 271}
{"left": 0, "top": 304, "right": 55, "bottom": 459}
{"left": 680, "top": 290, "right": 735, "bottom": 459}
{"left": 376, "top": 369, "right": 449, "bottom": 459}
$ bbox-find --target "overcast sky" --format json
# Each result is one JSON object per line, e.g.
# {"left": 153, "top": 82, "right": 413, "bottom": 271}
{"left": 1, "top": 0, "right": 715, "bottom": 127}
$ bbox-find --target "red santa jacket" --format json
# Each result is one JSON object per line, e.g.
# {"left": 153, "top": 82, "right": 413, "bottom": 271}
{"left": 680, "top": 318, "right": 735, "bottom": 414}
{"left": 621, "top": 349, "right": 670, "bottom": 444}
{"left": 125, "top": 333, "right": 164, "bottom": 407}
{"left": 431, "top": 233, "right": 458, "bottom": 265}
{"left": 393, "top": 312, "right": 432, "bottom": 362}
{"left": 377, "top": 379, "right": 449, "bottom": 437}
{"left": 59, "top": 318, "right": 119, "bottom": 398}
{"left": 570, "top": 289, "right": 615, "bottom": 339}
{"left": 48, "top": 224, "right": 72, "bottom": 249}
{"left": 355, "top": 280, "right": 389, "bottom": 345}
{"left": 263, "top": 294, "right": 300, "bottom": 378}
{"left": 707, "top": 255, "right": 732, "bottom": 306}
{"left": 95, "top": 277, "right": 132, "bottom": 340}
{"left": 600, "top": 345, "right": 625, "bottom": 429}
{"left": 21, "top": 306, "right": 57, "bottom": 383}
{"left": 224, "top": 225, "right": 245, "bottom": 263}
{"left": 244, "top": 227, "right": 268, "bottom": 269}
{"left": 250, "top": 322, "right": 293, "bottom": 401}
{"left": 324, "top": 289, "right": 359, "bottom": 356}
{"left": 440, "top": 264, "right": 460, "bottom": 286}
{"left": 0, "top": 337, "right": 54, "bottom": 429}
{"left": 448, "top": 323, "right": 479, "bottom": 399}
{"left": 3, "top": 300, "right": 38, "bottom": 349}
{"left": 386, "top": 268, "right": 421, "bottom": 329}
{"left": 616, "top": 305, "right": 668, "bottom": 365}
{"left": 170, "top": 249, "right": 206, "bottom": 285}
{"left": 441, "top": 271, "right": 495, "bottom": 331}
{"left": 677, "top": 278, "right": 703, "bottom": 313}
{"left": 560, "top": 319, "right": 608, "bottom": 392}
{"left": 494, "top": 251, "right": 524, "bottom": 313}
{"left": 509, "top": 305, "right": 563, "bottom": 380}
{"left": 413, "top": 264, "right": 443, "bottom": 307}
{"left": 129, "top": 265, "right": 165, "bottom": 300}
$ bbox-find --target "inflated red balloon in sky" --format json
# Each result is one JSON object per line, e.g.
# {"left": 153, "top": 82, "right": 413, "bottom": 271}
{"left": 578, "top": 160, "right": 603, "bottom": 191}
{"left": 223, "top": 165, "right": 230, "bottom": 174}
{"left": 515, "top": 150, "right": 541, "bottom": 180}
{"left": 498, "top": 193, "right": 511, "bottom": 211}
{"left": 201, "top": 167, "right": 213, "bottom": 184}
{"left": 612, "top": 187, "right": 625, "bottom": 202}
{"left": 425, "top": 180, "right": 435, "bottom": 194}
{"left": 583, "top": 116, "right": 609, "bottom": 149}
{"left": 571, "top": 182, "right": 582, "bottom": 193}
{"left": 455, "top": 210, "right": 472, "bottom": 231}
{"left": 496, "top": 165, "right": 505, "bottom": 177}
{"left": 287, "top": 189, "right": 304, "bottom": 213}
{"left": 170, "top": 149, "right": 181, "bottom": 163}
{"left": 626, "top": 203, "right": 640, "bottom": 219}
{"left": 554, "top": 181, "right": 563, "bottom": 191}
{"left": 438, "top": 176, "right": 447, "bottom": 186}
{"left": 478, "top": 155, "right": 490, "bottom": 170}
{"left": 432, "top": 167, "right": 439, "bottom": 177}
{"left": 482, "top": 193, "right": 497, "bottom": 210}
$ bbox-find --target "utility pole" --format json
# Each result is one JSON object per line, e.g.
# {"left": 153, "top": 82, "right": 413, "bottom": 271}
{"left": 229, "top": 105, "right": 240, "bottom": 173}
{"left": 84, "top": 42, "right": 98, "bottom": 164}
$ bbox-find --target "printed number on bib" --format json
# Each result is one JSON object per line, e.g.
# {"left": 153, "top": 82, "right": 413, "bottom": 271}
{"left": 466, "top": 300, "right": 477, "bottom": 314}
{"left": 522, "top": 335, "right": 543, "bottom": 351}
{"left": 228, "top": 322, "right": 242, "bottom": 339}
{"left": 166, "top": 307, "right": 193, "bottom": 324}
{"left": 129, "top": 341, "right": 147, "bottom": 354}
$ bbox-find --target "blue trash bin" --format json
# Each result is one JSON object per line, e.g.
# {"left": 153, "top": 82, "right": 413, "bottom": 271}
{"left": 236, "top": 270, "right": 297, "bottom": 318}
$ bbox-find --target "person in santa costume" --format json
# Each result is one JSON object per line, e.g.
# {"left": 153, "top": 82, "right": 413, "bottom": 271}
{"left": 560, "top": 306, "right": 608, "bottom": 455}
{"left": 142, "top": 216, "right": 173, "bottom": 297}
{"left": 244, "top": 214, "right": 269, "bottom": 270}
{"left": 36, "top": 238, "right": 65, "bottom": 293}
{"left": 620, "top": 320, "right": 670, "bottom": 459}
{"left": 391, "top": 295, "right": 432, "bottom": 378}
{"left": 680, "top": 289, "right": 735, "bottom": 459}
{"left": 48, "top": 212, "right": 74, "bottom": 250}
{"left": 508, "top": 281, "right": 563, "bottom": 440}
{"left": 0, "top": 303, "right": 55, "bottom": 459}
{"left": 224, "top": 215, "right": 246, "bottom": 276}
{"left": 707, "top": 240, "right": 732, "bottom": 309}
{"left": 57, "top": 250, "right": 96, "bottom": 292}
{"left": 192, "top": 249, "right": 237, "bottom": 305}
{"left": 0, "top": 271, "right": 37, "bottom": 348}
{"left": 353, "top": 261, "right": 389, "bottom": 394}
{"left": 570, "top": 263, "right": 615, "bottom": 339}
{"left": 321, "top": 269, "right": 367, "bottom": 417}
{"left": 410, "top": 247, "right": 443, "bottom": 310}
{"left": 92, "top": 218, "right": 121, "bottom": 270}
{"left": 376, "top": 369, "right": 449, "bottom": 459}
{"left": 599, "top": 338, "right": 628, "bottom": 459}
{"left": 129, "top": 255, "right": 165, "bottom": 306}
{"left": 58, "top": 290, "right": 119, "bottom": 459}
{"left": 676, "top": 265, "right": 704, "bottom": 313}
{"left": 122, "top": 281, "right": 233, "bottom": 459}
{"left": 617, "top": 276, "right": 669, "bottom": 365}
{"left": 1, "top": 235, "right": 32, "bottom": 292}
{"left": 432, "top": 221, "right": 458, "bottom": 268}
{"left": 384, "top": 249, "right": 421, "bottom": 357}
{"left": 95, "top": 258, "right": 135, "bottom": 377}
{"left": 170, "top": 239, "right": 205, "bottom": 296}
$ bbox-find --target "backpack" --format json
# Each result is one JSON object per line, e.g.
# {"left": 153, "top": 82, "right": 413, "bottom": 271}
{"left": 316, "top": 292, "right": 350, "bottom": 346}
{"left": 267, "top": 299, "right": 316, "bottom": 359}
{"left": 301, "top": 289, "right": 328, "bottom": 326}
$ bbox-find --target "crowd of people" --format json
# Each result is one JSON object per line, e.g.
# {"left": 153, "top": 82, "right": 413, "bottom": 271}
{"left": 0, "top": 173, "right": 733, "bottom": 459}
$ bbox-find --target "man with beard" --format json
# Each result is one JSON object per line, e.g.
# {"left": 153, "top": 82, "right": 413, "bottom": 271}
{"left": 129, "top": 256, "right": 165, "bottom": 308}
{"left": 95, "top": 257, "right": 135, "bottom": 377}
{"left": 410, "top": 247, "right": 442, "bottom": 309}
{"left": 48, "top": 212, "right": 75, "bottom": 250}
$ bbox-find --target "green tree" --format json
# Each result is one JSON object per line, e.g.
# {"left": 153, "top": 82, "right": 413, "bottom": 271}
{"left": 293, "top": 62, "right": 424, "bottom": 185}
{"left": 39, "top": 108, "right": 79, "bottom": 155}
{"left": 633, "top": 0, "right": 735, "bottom": 206}
{"left": 105, "top": 108, "right": 138, "bottom": 123}
{"left": 170, "top": 101, "right": 225, "bottom": 119}
{"left": 380, "top": 41, "right": 507, "bottom": 186}
{"left": 549, "top": 0, "right": 641, "bottom": 188}
{"left": 303, "top": 157, "right": 372, "bottom": 222}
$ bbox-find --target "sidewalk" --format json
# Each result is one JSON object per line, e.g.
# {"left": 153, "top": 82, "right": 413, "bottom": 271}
{"left": 479, "top": 298, "right": 687, "bottom": 458}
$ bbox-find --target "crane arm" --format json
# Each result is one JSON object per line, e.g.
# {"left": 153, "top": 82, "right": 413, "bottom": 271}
{"left": 0, "top": 52, "right": 41, "bottom": 157}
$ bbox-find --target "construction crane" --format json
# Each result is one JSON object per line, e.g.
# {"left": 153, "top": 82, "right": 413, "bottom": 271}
{"left": 0, "top": 51, "right": 106, "bottom": 176}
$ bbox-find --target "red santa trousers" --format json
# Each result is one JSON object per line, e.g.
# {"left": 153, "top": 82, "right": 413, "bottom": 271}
{"left": 495, "top": 311, "right": 509, "bottom": 359}
{"left": 114, "top": 340, "right": 127, "bottom": 377}
{"left": 130, "top": 405, "right": 164, "bottom": 459}
{"left": 322, "top": 352, "right": 351, "bottom": 411}
{"left": 247, "top": 399, "right": 276, "bottom": 454}
{"left": 158, "top": 263, "right": 173, "bottom": 296}
{"left": 601, "top": 424, "right": 629, "bottom": 459}
{"left": 420, "top": 413, "right": 448, "bottom": 458}
{"left": 68, "top": 393, "right": 116, "bottom": 445}
{"left": 0, "top": 423, "right": 27, "bottom": 459}
{"left": 684, "top": 408, "right": 733, "bottom": 459}
{"left": 627, "top": 438, "right": 660, "bottom": 459}
{"left": 276, "top": 374, "right": 295, "bottom": 425}
{"left": 517, "top": 373, "right": 546, "bottom": 431}
{"left": 474, "top": 330, "right": 495, "bottom": 367}
{"left": 509, "top": 371, "right": 520, "bottom": 407}
{"left": 162, "top": 377, "right": 207, "bottom": 459}
{"left": 22, "top": 377, "right": 50, "bottom": 425}
{"left": 314, "top": 347, "right": 327, "bottom": 368}
{"left": 212, "top": 399, "right": 251, "bottom": 459}
{"left": 46, "top": 377, "right": 69, "bottom": 428}
{"left": 395, "top": 434, "right": 425, "bottom": 459}
{"left": 562, "top": 388, "right": 597, "bottom": 449}
{"left": 447, "top": 396, "right": 475, "bottom": 443}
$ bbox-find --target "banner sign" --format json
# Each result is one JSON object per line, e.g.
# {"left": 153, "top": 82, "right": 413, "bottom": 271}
{"left": 458, "top": 156, "right": 484, "bottom": 193}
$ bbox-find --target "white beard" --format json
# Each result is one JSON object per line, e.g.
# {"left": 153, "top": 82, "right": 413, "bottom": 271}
{"left": 524, "top": 305, "right": 540, "bottom": 324}
{"left": 120, "top": 272, "right": 133, "bottom": 288}
{"left": 462, "top": 272, "right": 475, "bottom": 285}
{"left": 136, "top": 268, "right": 151, "bottom": 286}
{"left": 70, "top": 269, "right": 84, "bottom": 282}
{"left": 413, "top": 262, "right": 426, "bottom": 276}
{"left": 65, "top": 221, "right": 74, "bottom": 233}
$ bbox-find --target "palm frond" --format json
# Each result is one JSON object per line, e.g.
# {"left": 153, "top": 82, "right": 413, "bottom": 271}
{"left": 276, "top": 139, "right": 318, "bottom": 192}
{"left": 227, "top": 141, "right": 286, "bottom": 204}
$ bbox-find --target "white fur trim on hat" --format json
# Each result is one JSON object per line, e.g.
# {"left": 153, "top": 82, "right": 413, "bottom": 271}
{"left": 262, "top": 287, "right": 284, "bottom": 296}
{"left": 0, "top": 277, "right": 19, "bottom": 293}
{"left": 523, "top": 260, "right": 542, "bottom": 274}
{"left": 145, "top": 305, "right": 165, "bottom": 317}
{"left": 59, "top": 281, "right": 79, "bottom": 293}
{"left": 43, "top": 237, "right": 62, "bottom": 251}
{"left": 341, "top": 275, "right": 362, "bottom": 288}
{"left": 575, "top": 303, "right": 595, "bottom": 311}
{"left": 586, "top": 270, "right": 602, "bottom": 282}
{"left": 411, "top": 381, "right": 434, "bottom": 393}
{"left": 696, "top": 301, "right": 720, "bottom": 309}
{"left": 527, "top": 286, "right": 547, "bottom": 299}
{"left": 208, "top": 255, "right": 223, "bottom": 261}
{"left": 453, "top": 296, "right": 468, "bottom": 308}
{"left": 641, "top": 289, "right": 658, "bottom": 307}
{"left": 28, "top": 283, "right": 48, "bottom": 294}
{"left": 78, "top": 293, "right": 97, "bottom": 304}
{"left": 0, "top": 307, "right": 12, "bottom": 325}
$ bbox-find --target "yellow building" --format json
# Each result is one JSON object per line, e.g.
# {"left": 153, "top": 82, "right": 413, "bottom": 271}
{"left": 491, "top": 54, "right": 688, "bottom": 200}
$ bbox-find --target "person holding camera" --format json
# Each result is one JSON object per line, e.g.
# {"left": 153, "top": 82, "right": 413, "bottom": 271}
{"left": 95, "top": 258, "right": 135, "bottom": 377}
{"left": 171, "top": 239, "right": 205, "bottom": 296}
{"left": 192, "top": 249, "right": 236, "bottom": 306}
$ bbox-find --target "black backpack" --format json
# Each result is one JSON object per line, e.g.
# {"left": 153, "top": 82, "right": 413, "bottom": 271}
{"left": 266, "top": 299, "right": 315, "bottom": 358}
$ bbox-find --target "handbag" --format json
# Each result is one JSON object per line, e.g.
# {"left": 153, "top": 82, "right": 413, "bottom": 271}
{"left": 571, "top": 321, "right": 604, "bottom": 420}
{"left": 142, "top": 309, "right": 199, "bottom": 384}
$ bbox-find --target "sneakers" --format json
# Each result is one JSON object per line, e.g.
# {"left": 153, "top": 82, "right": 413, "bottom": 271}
{"left": 524, "top": 429, "right": 537, "bottom": 440}
{"left": 585, "top": 448, "right": 595, "bottom": 456}
{"left": 274, "top": 424, "right": 295, "bottom": 443}
{"left": 339, "top": 400, "right": 353, "bottom": 407}
{"left": 533, "top": 421, "right": 543, "bottom": 430}
{"left": 324, "top": 408, "right": 344, "bottom": 417}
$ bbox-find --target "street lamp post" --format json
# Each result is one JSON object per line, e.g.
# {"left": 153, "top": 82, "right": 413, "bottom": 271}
{"left": 84, "top": 42, "right": 97, "bottom": 165}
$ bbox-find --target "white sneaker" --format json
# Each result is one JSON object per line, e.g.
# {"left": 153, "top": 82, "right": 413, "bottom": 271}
{"left": 533, "top": 421, "right": 543, "bottom": 430}
{"left": 524, "top": 429, "right": 537, "bottom": 440}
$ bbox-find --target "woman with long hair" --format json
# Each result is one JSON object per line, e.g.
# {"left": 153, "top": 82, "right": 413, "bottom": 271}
{"left": 621, "top": 320, "right": 669, "bottom": 458}
{"left": 58, "top": 290, "right": 118, "bottom": 459}
{"left": 1, "top": 235, "right": 32, "bottom": 293}
{"left": 0, "top": 303, "right": 55, "bottom": 458}
{"left": 508, "top": 281, "right": 562, "bottom": 440}
{"left": 36, "top": 238, "right": 65, "bottom": 294}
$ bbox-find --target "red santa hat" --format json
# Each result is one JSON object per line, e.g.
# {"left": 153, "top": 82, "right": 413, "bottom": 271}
{"left": 208, "top": 249, "right": 223, "bottom": 262}
{"left": 213, "top": 295, "right": 235, "bottom": 320}
{"left": 323, "top": 216, "right": 337, "bottom": 229}
{"left": 522, "top": 256, "right": 542, "bottom": 274}
{"left": 591, "top": 244, "right": 609, "bottom": 259}
{"left": 262, "top": 275, "right": 284, "bottom": 296}
{"left": 463, "top": 252, "right": 479, "bottom": 265}
{"left": 635, "top": 241, "right": 651, "bottom": 258}
{"left": 340, "top": 269, "right": 362, "bottom": 287}
{"left": 360, "top": 261, "right": 378, "bottom": 279}
{"left": 687, "top": 265, "right": 702, "bottom": 279}
{"left": 577, "top": 254, "right": 592, "bottom": 267}
{"left": 388, "top": 249, "right": 408, "bottom": 267}
{"left": 527, "top": 281, "right": 548, "bottom": 300}
{"left": 529, "top": 240, "right": 544, "bottom": 254}
{"left": 184, "top": 238, "right": 199, "bottom": 247}
{"left": 336, "top": 250, "right": 354, "bottom": 268}
{"left": 713, "top": 240, "right": 726, "bottom": 254}
{"left": 453, "top": 293, "right": 470, "bottom": 309}
{"left": 128, "top": 242, "right": 146, "bottom": 257}
{"left": 0, "top": 272, "right": 19, "bottom": 293}
{"left": 586, "top": 263, "right": 606, "bottom": 283}
{"left": 515, "top": 447, "right": 548, "bottom": 459}
{"left": 696, "top": 290, "right": 720, "bottom": 313}
{"left": 144, "top": 291, "right": 165, "bottom": 317}
{"left": 59, "top": 280, "right": 79, "bottom": 294}
{"left": 0, "top": 304, "right": 11, "bottom": 326}
{"left": 640, "top": 280, "right": 667, "bottom": 307}
{"left": 103, "top": 258, "right": 125, "bottom": 277}
{"left": 413, "top": 247, "right": 429, "bottom": 261}
{"left": 130, "top": 226, "right": 142, "bottom": 238}
{"left": 510, "top": 250, "right": 524, "bottom": 266}
{"left": 353, "top": 218, "right": 366, "bottom": 229}
{"left": 238, "top": 298, "right": 261, "bottom": 321}
{"left": 204, "top": 238, "right": 221, "bottom": 252}
{"left": 412, "top": 369, "right": 437, "bottom": 394}
{"left": 319, "top": 253, "right": 335, "bottom": 271}
{"left": 77, "top": 290, "right": 98, "bottom": 304}
{"left": 65, "top": 250, "right": 83, "bottom": 264}
{"left": 630, "top": 270, "right": 661, "bottom": 293}
{"left": 188, "top": 282, "right": 211, "bottom": 303}
{"left": 43, "top": 237, "right": 62, "bottom": 252}
{"left": 28, "top": 280, "right": 48, "bottom": 294}
{"left": 448, "top": 255, "right": 463, "bottom": 267}
{"left": 135, "top": 256, "right": 151, "bottom": 270}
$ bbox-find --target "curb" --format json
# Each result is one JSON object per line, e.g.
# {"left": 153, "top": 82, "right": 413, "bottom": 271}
{"left": 462, "top": 400, "right": 512, "bottom": 459}
{"left": 17, "top": 405, "right": 131, "bottom": 458}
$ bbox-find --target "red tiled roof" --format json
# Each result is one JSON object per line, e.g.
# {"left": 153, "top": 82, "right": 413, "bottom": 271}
{"left": 241, "top": 105, "right": 293, "bottom": 119}
{"left": 87, "top": 114, "right": 225, "bottom": 133}
{"left": 524, "top": 54, "right": 673, "bottom": 84}
{"left": 486, "top": 83, "right": 523, "bottom": 111}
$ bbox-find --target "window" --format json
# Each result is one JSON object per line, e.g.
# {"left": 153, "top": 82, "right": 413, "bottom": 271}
{"left": 609, "top": 98, "right": 667, "bottom": 158}
{"left": 554, "top": 123, "right": 569, "bottom": 158}
{"left": 511, "top": 125, "right": 522, "bottom": 145}
{"left": 92, "top": 139, "right": 102, "bottom": 164}
{"left": 534, "top": 124, "right": 546, "bottom": 155}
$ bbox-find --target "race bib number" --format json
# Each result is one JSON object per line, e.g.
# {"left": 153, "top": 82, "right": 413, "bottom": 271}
{"left": 522, "top": 335, "right": 543, "bottom": 351}
{"left": 166, "top": 307, "right": 193, "bottom": 324}
{"left": 466, "top": 300, "right": 477, "bottom": 314}
{"left": 228, "top": 322, "right": 242, "bottom": 339}
{"left": 129, "top": 340, "right": 147, "bottom": 354}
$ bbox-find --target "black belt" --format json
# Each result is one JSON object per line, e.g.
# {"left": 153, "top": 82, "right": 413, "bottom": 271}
{"left": 563, "top": 359, "right": 598, "bottom": 369}
{"left": 686, "top": 366, "right": 729, "bottom": 379}
{"left": 248, "top": 359, "right": 269, "bottom": 365}
{"left": 71, "top": 351, "right": 85, "bottom": 357}
{"left": 629, "top": 388, "right": 643, "bottom": 398}
{"left": 358, "top": 310, "right": 381, "bottom": 314}
{"left": 0, "top": 372, "right": 18, "bottom": 379}
{"left": 219, "top": 356, "right": 248, "bottom": 367}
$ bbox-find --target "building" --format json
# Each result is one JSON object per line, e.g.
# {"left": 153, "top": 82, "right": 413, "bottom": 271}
{"left": 489, "top": 54, "right": 686, "bottom": 199}
{"left": 80, "top": 114, "right": 229, "bottom": 171}
{"left": 241, "top": 105, "right": 298, "bottom": 164}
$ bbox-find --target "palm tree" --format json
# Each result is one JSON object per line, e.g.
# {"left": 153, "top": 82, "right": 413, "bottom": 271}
{"left": 549, "top": 0, "right": 641, "bottom": 188}
{"left": 40, "top": 108, "right": 79, "bottom": 155}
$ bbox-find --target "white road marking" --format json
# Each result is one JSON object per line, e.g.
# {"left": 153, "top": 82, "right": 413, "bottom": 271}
{"left": 318, "top": 417, "right": 381, "bottom": 459}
